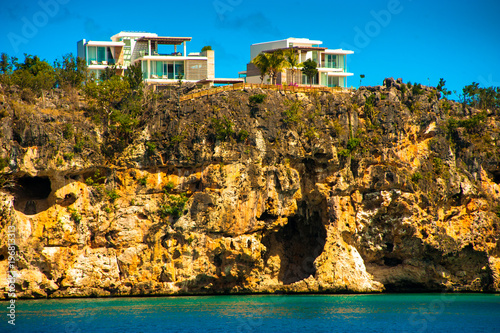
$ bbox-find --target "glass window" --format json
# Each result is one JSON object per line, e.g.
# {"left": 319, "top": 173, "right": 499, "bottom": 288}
{"left": 174, "top": 61, "right": 184, "bottom": 79}
{"left": 302, "top": 73, "right": 318, "bottom": 85}
{"left": 312, "top": 51, "right": 318, "bottom": 63}
{"left": 156, "top": 61, "right": 163, "bottom": 77}
{"left": 97, "top": 47, "right": 106, "bottom": 63}
{"left": 107, "top": 47, "right": 115, "bottom": 64}
{"left": 167, "top": 63, "right": 174, "bottom": 79}
{"left": 141, "top": 61, "right": 147, "bottom": 79}
{"left": 88, "top": 46, "right": 97, "bottom": 64}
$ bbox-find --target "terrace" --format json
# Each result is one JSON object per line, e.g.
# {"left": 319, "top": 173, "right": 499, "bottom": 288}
{"left": 84, "top": 41, "right": 124, "bottom": 66}
{"left": 136, "top": 36, "right": 192, "bottom": 58}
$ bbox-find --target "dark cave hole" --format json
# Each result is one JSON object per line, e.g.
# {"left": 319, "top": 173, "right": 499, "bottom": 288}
{"left": 17, "top": 176, "right": 51, "bottom": 199}
{"left": 350, "top": 159, "right": 360, "bottom": 178}
{"left": 385, "top": 172, "right": 394, "bottom": 183}
{"left": 383, "top": 256, "right": 403, "bottom": 267}
{"left": 13, "top": 176, "right": 52, "bottom": 215}
{"left": 385, "top": 242, "right": 394, "bottom": 252}
{"left": 263, "top": 210, "right": 327, "bottom": 285}
{"left": 492, "top": 171, "right": 500, "bottom": 184}
{"left": 213, "top": 253, "right": 223, "bottom": 267}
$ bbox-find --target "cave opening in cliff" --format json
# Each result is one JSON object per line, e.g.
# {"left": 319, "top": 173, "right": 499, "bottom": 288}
{"left": 13, "top": 176, "right": 52, "bottom": 214}
{"left": 263, "top": 209, "right": 327, "bottom": 285}
{"left": 492, "top": 171, "right": 500, "bottom": 184}
{"left": 17, "top": 176, "right": 52, "bottom": 199}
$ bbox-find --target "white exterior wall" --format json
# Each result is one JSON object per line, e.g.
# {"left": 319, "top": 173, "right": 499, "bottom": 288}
{"left": 250, "top": 40, "right": 288, "bottom": 60}
{"left": 77, "top": 40, "right": 85, "bottom": 60}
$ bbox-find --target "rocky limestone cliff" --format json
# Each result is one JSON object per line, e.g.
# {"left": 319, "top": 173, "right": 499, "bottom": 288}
{"left": 1, "top": 78, "right": 500, "bottom": 298}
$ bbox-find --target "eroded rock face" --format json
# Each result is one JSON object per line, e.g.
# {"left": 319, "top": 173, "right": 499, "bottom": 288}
{"left": 1, "top": 82, "right": 499, "bottom": 298}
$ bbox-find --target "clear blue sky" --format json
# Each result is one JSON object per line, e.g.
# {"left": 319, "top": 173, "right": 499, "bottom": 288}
{"left": 1, "top": 0, "right": 499, "bottom": 95}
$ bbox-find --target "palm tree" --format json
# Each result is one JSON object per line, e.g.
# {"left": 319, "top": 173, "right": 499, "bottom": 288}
{"left": 284, "top": 48, "right": 302, "bottom": 85}
{"left": 251, "top": 53, "right": 271, "bottom": 84}
{"left": 267, "top": 50, "right": 289, "bottom": 85}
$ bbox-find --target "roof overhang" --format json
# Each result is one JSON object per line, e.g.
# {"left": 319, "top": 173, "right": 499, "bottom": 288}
{"left": 264, "top": 46, "right": 327, "bottom": 53}
{"left": 318, "top": 68, "right": 343, "bottom": 72}
{"left": 135, "top": 56, "right": 208, "bottom": 61}
{"left": 327, "top": 72, "right": 354, "bottom": 77}
{"left": 86, "top": 41, "right": 125, "bottom": 47}
{"left": 137, "top": 36, "right": 192, "bottom": 45}
{"left": 324, "top": 49, "right": 354, "bottom": 55}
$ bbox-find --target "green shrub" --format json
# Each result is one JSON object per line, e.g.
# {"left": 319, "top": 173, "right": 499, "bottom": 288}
{"left": 211, "top": 116, "right": 235, "bottom": 140}
{"left": 411, "top": 171, "right": 423, "bottom": 182}
{"left": 146, "top": 141, "right": 156, "bottom": 155}
{"left": 63, "top": 152, "right": 74, "bottom": 161}
{"left": 249, "top": 93, "right": 266, "bottom": 104}
{"left": 283, "top": 100, "right": 302, "bottom": 124}
{"left": 164, "top": 181, "right": 175, "bottom": 192}
{"left": 106, "top": 189, "right": 120, "bottom": 202}
{"left": 338, "top": 148, "right": 350, "bottom": 157}
{"left": 433, "top": 157, "right": 444, "bottom": 175}
{"left": 460, "top": 112, "right": 486, "bottom": 133}
{"left": 0, "top": 157, "right": 8, "bottom": 170}
{"left": 138, "top": 176, "right": 147, "bottom": 186}
{"left": 11, "top": 54, "right": 56, "bottom": 96}
{"left": 347, "top": 137, "right": 361, "bottom": 151}
{"left": 412, "top": 83, "right": 424, "bottom": 95}
{"left": 67, "top": 207, "right": 81, "bottom": 224}
{"left": 54, "top": 53, "right": 87, "bottom": 89}
{"left": 63, "top": 123, "right": 74, "bottom": 140}
{"left": 237, "top": 129, "right": 249, "bottom": 142}
{"left": 159, "top": 193, "right": 189, "bottom": 220}
{"left": 170, "top": 133, "right": 185, "bottom": 144}
{"left": 440, "top": 99, "right": 452, "bottom": 113}
{"left": 73, "top": 140, "right": 84, "bottom": 153}
{"left": 85, "top": 170, "right": 105, "bottom": 186}
{"left": 304, "top": 127, "right": 318, "bottom": 140}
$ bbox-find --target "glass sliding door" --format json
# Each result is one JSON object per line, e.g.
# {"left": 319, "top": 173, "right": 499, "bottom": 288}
{"left": 88, "top": 46, "right": 97, "bottom": 64}
{"left": 167, "top": 63, "right": 174, "bottom": 79}
{"left": 325, "top": 55, "right": 337, "bottom": 68}
{"left": 97, "top": 47, "right": 106, "bottom": 64}
{"left": 327, "top": 76, "right": 340, "bottom": 87}
{"left": 302, "top": 73, "right": 318, "bottom": 85}
{"left": 106, "top": 47, "right": 115, "bottom": 65}
{"left": 156, "top": 61, "right": 163, "bottom": 77}
{"left": 141, "top": 61, "right": 147, "bottom": 79}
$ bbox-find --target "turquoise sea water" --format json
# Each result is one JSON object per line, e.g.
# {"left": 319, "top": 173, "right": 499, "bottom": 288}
{"left": 2, "top": 294, "right": 500, "bottom": 332}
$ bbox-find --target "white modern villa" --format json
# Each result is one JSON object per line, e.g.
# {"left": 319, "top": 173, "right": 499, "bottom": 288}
{"left": 77, "top": 31, "right": 242, "bottom": 86}
{"left": 240, "top": 38, "right": 354, "bottom": 88}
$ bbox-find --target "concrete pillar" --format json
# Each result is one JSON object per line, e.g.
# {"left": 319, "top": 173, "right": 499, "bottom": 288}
{"left": 206, "top": 50, "right": 215, "bottom": 79}
{"left": 183, "top": 41, "right": 187, "bottom": 56}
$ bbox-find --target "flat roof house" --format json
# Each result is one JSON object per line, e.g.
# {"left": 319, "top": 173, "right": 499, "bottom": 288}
{"left": 240, "top": 38, "right": 354, "bottom": 88}
{"left": 77, "top": 31, "right": 240, "bottom": 86}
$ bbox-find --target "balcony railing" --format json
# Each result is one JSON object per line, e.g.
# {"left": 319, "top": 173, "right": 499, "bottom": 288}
{"left": 139, "top": 50, "right": 184, "bottom": 57}
{"left": 87, "top": 59, "right": 115, "bottom": 66}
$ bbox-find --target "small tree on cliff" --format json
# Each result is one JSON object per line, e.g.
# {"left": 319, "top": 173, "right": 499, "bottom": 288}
{"left": 84, "top": 75, "right": 130, "bottom": 126}
{"left": 54, "top": 53, "right": 87, "bottom": 89}
{"left": 302, "top": 59, "right": 318, "bottom": 87}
